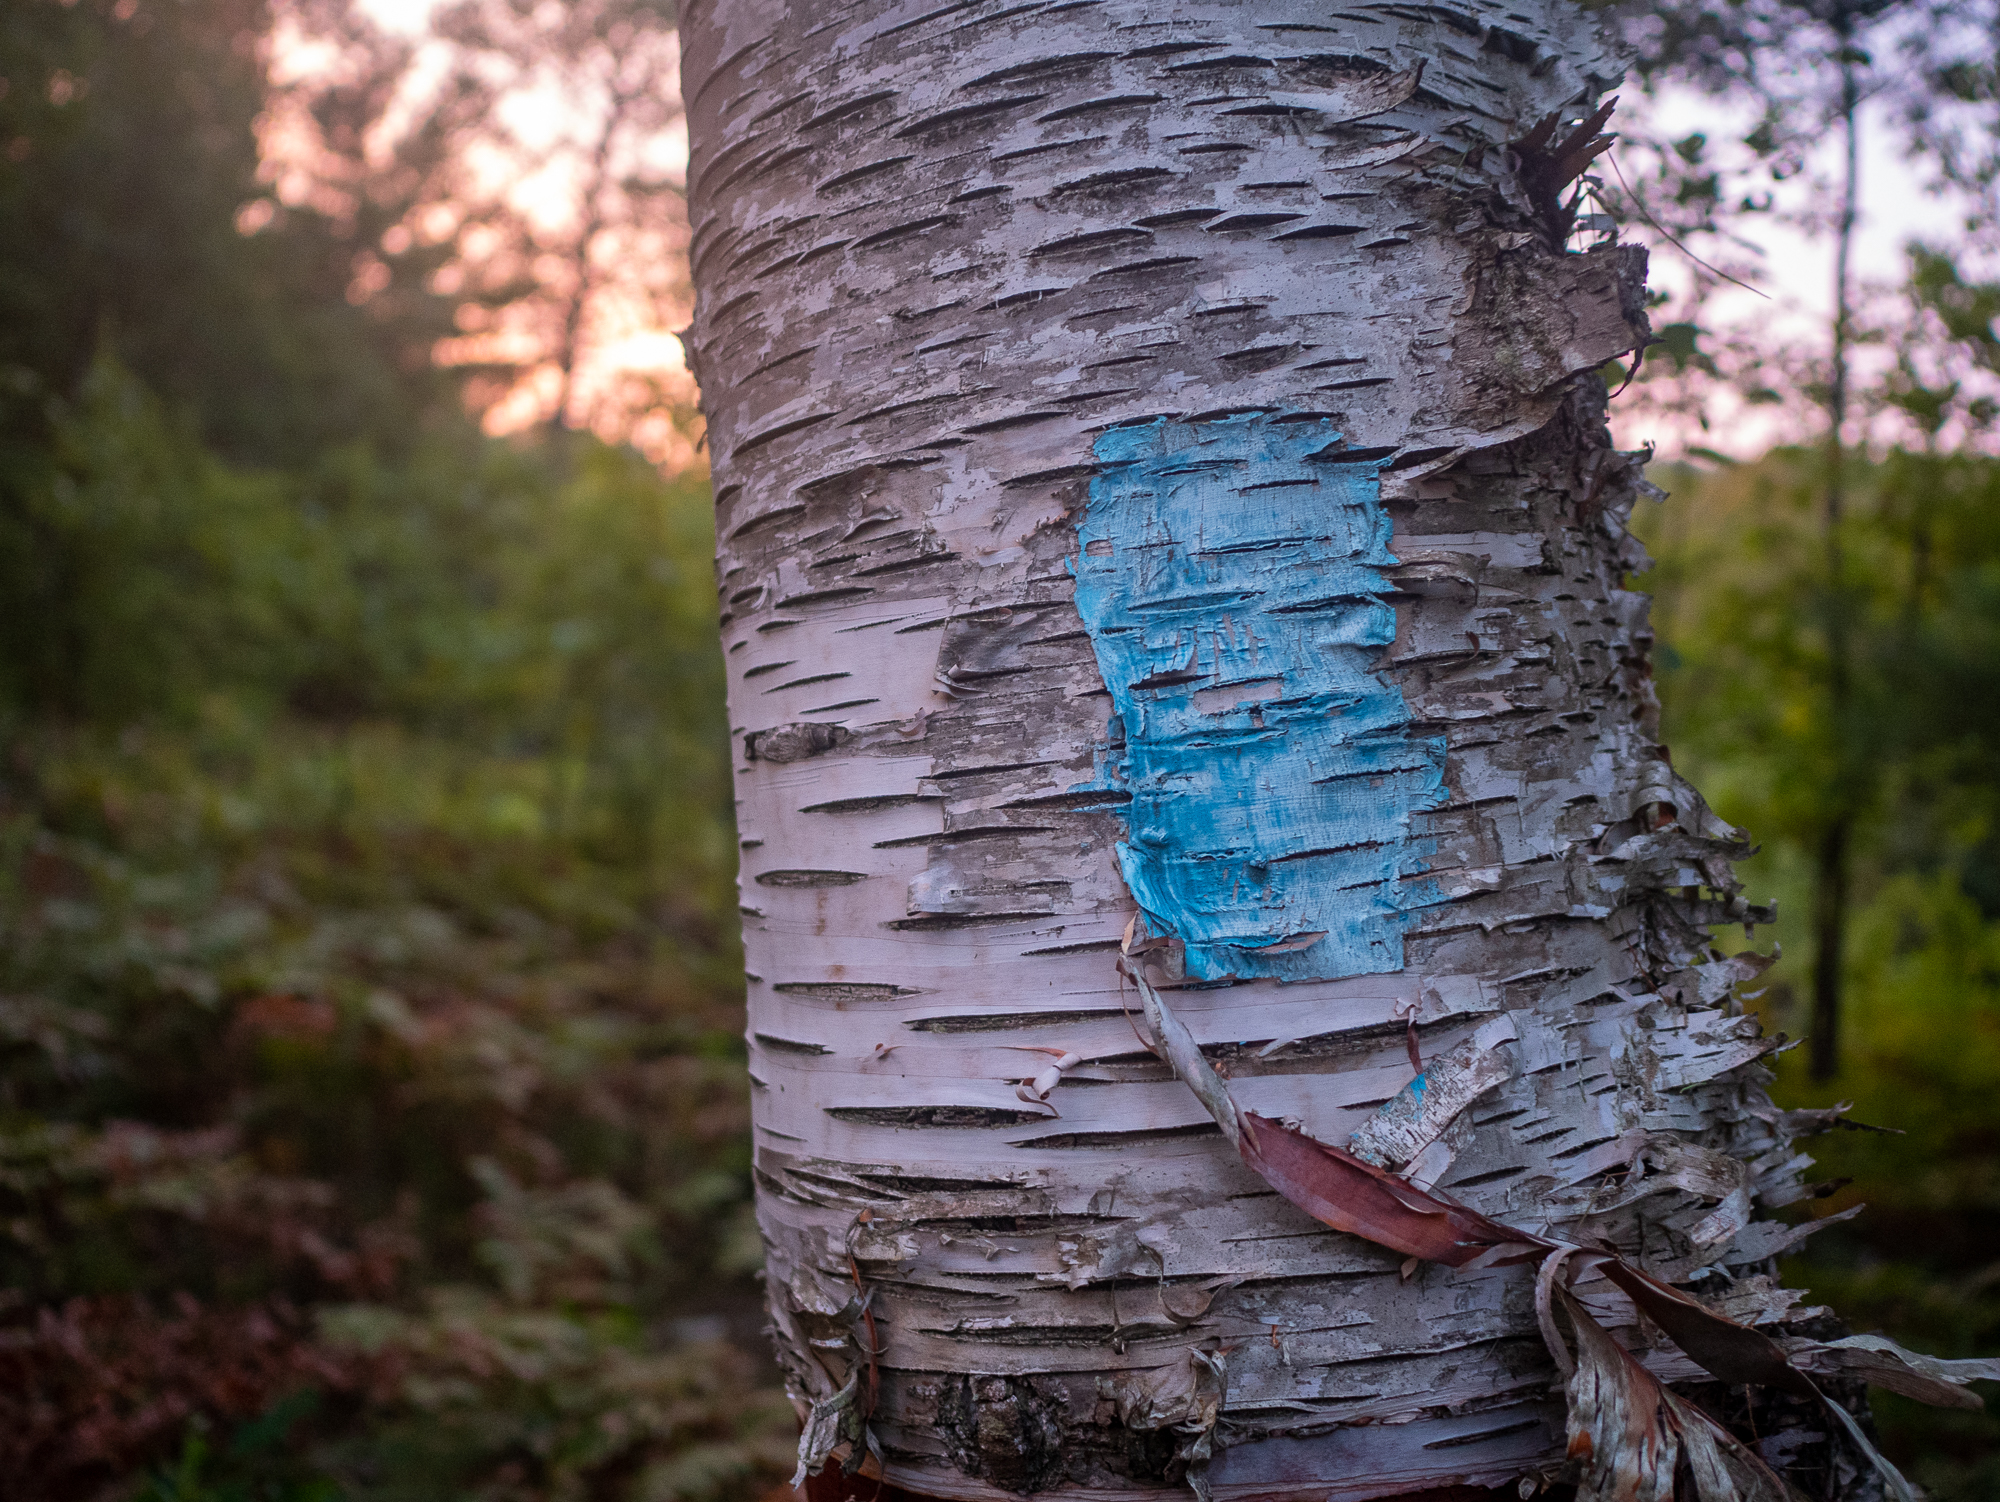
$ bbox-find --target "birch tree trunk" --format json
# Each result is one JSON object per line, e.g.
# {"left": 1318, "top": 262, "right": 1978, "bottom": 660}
{"left": 679, "top": 3, "right": 1840, "bottom": 1496}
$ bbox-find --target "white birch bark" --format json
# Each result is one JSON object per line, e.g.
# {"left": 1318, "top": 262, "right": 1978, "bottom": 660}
{"left": 679, "top": 2, "right": 1834, "bottom": 1496}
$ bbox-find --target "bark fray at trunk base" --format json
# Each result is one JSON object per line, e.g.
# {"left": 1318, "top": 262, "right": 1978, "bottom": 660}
{"left": 679, "top": 1, "right": 1985, "bottom": 1497}
{"left": 798, "top": 1461, "right": 1552, "bottom": 1502}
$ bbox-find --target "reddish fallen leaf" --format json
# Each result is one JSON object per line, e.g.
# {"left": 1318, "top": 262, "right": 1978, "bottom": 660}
{"left": 1123, "top": 950, "right": 1983, "bottom": 1502}
{"left": 1239, "top": 1111, "right": 1544, "bottom": 1269}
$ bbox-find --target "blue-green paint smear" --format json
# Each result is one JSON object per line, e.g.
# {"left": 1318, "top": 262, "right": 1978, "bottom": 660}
{"left": 1073, "top": 414, "right": 1448, "bottom": 983}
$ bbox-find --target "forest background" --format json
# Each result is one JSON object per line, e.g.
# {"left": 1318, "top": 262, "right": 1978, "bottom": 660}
{"left": 5, "top": 0, "right": 2000, "bottom": 1498}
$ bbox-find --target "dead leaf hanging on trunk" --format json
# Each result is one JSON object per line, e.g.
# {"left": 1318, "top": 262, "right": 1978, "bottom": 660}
{"left": 1239, "top": 1110, "right": 1545, "bottom": 1269}
{"left": 1119, "top": 945, "right": 1995, "bottom": 1501}
{"left": 1557, "top": 1288, "right": 1793, "bottom": 1502}
{"left": 1788, "top": 1333, "right": 2000, "bottom": 1410}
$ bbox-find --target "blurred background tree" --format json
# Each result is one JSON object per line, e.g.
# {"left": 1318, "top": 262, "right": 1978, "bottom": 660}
{"left": 5, "top": 0, "right": 2000, "bottom": 1496}
{"left": 262, "top": 0, "right": 692, "bottom": 449}
{"left": 1595, "top": 3, "right": 2000, "bottom": 1494}
{"left": 0, "top": 1, "right": 783, "bottom": 1499}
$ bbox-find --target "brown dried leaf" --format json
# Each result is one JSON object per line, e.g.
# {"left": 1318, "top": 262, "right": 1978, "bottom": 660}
{"left": 1131, "top": 947, "right": 1980, "bottom": 1502}
{"left": 1594, "top": 1259, "right": 1817, "bottom": 1399}
{"left": 1790, "top": 1334, "right": 2000, "bottom": 1411}
{"left": 1127, "top": 960, "right": 1537, "bottom": 1264}
{"left": 1239, "top": 1111, "right": 1540, "bottom": 1268}
{"left": 1559, "top": 1289, "right": 1793, "bottom": 1502}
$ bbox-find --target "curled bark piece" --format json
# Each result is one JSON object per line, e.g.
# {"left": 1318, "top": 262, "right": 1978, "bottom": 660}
{"left": 1010, "top": 1046, "right": 1083, "bottom": 1112}
{"left": 792, "top": 1371, "right": 862, "bottom": 1488}
{"left": 1726, "top": 1201, "right": 1861, "bottom": 1264}
{"left": 1593, "top": 1132, "right": 1753, "bottom": 1249}
{"left": 1537, "top": 1246, "right": 1584, "bottom": 1382}
{"left": 1180, "top": 1348, "right": 1228, "bottom": 1502}
{"left": 1123, "top": 949, "right": 1243, "bottom": 1153}
{"left": 1754, "top": 1100, "right": 1901, "bottom": 1138}
{"left": 1100, "top": 1348, "right": 1229, "bottom": 1502}
{"left": 1134, "top": 964, "right": 1989, "bottom": 1501}
{"left": 1349, "top": 1013, "right": 1519, "bottom": 1169}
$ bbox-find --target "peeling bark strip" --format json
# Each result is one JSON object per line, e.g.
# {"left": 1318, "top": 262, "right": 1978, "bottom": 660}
{"left": 677, "top": 0, "right": 1945, "bottom": 1497}
{"left": 1074, "top": 417, "right": 1446, "bottom": 982}
{"left": 1125, "top": 957, "right": 2000, "bottom": 1502}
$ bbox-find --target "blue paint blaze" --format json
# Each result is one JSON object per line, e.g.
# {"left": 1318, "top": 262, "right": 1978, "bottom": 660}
{"left": 1072, "top": 414, "right": 1448, "bottom": 983}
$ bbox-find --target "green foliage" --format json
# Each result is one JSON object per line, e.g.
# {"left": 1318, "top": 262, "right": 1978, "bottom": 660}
{"left": 0, "top": 347, "right": 784, "bottom": 1498}
{"left": 0, "top": 4, "right": 788, "bottom": 1493}
{"left": 0, "top": 0, "right": 452, "bottom": 468}
{"left": 0, "top": 356, "right": 332, "bottom": 720}
{"left": 1636, "top": 448, "right": 2000, "bottom": 1499}
{"left": 133, "top": 1394, "right": 342, "bottom": 1502}
{"left": 0, "top": 351, "right": 732, "bottom": 793}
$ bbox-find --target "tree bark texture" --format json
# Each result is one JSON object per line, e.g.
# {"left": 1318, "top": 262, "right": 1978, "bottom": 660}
{"left": 681, "top": 3, "right": 1828, "bottom": 1497}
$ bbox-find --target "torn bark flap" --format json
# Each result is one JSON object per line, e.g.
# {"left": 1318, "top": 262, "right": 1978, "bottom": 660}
{"left": 792, "top": 1371, "right": 862, "bottom": 1488}
{"left": 1349, "top": 1013, "right": 1518, "bottom": 1169}
{"left": 1135, "top": 970, "right": 1991, "bottom": 1501}
{"left": 1593, "top": 1131, "right": 1753, "bottom": 1249}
